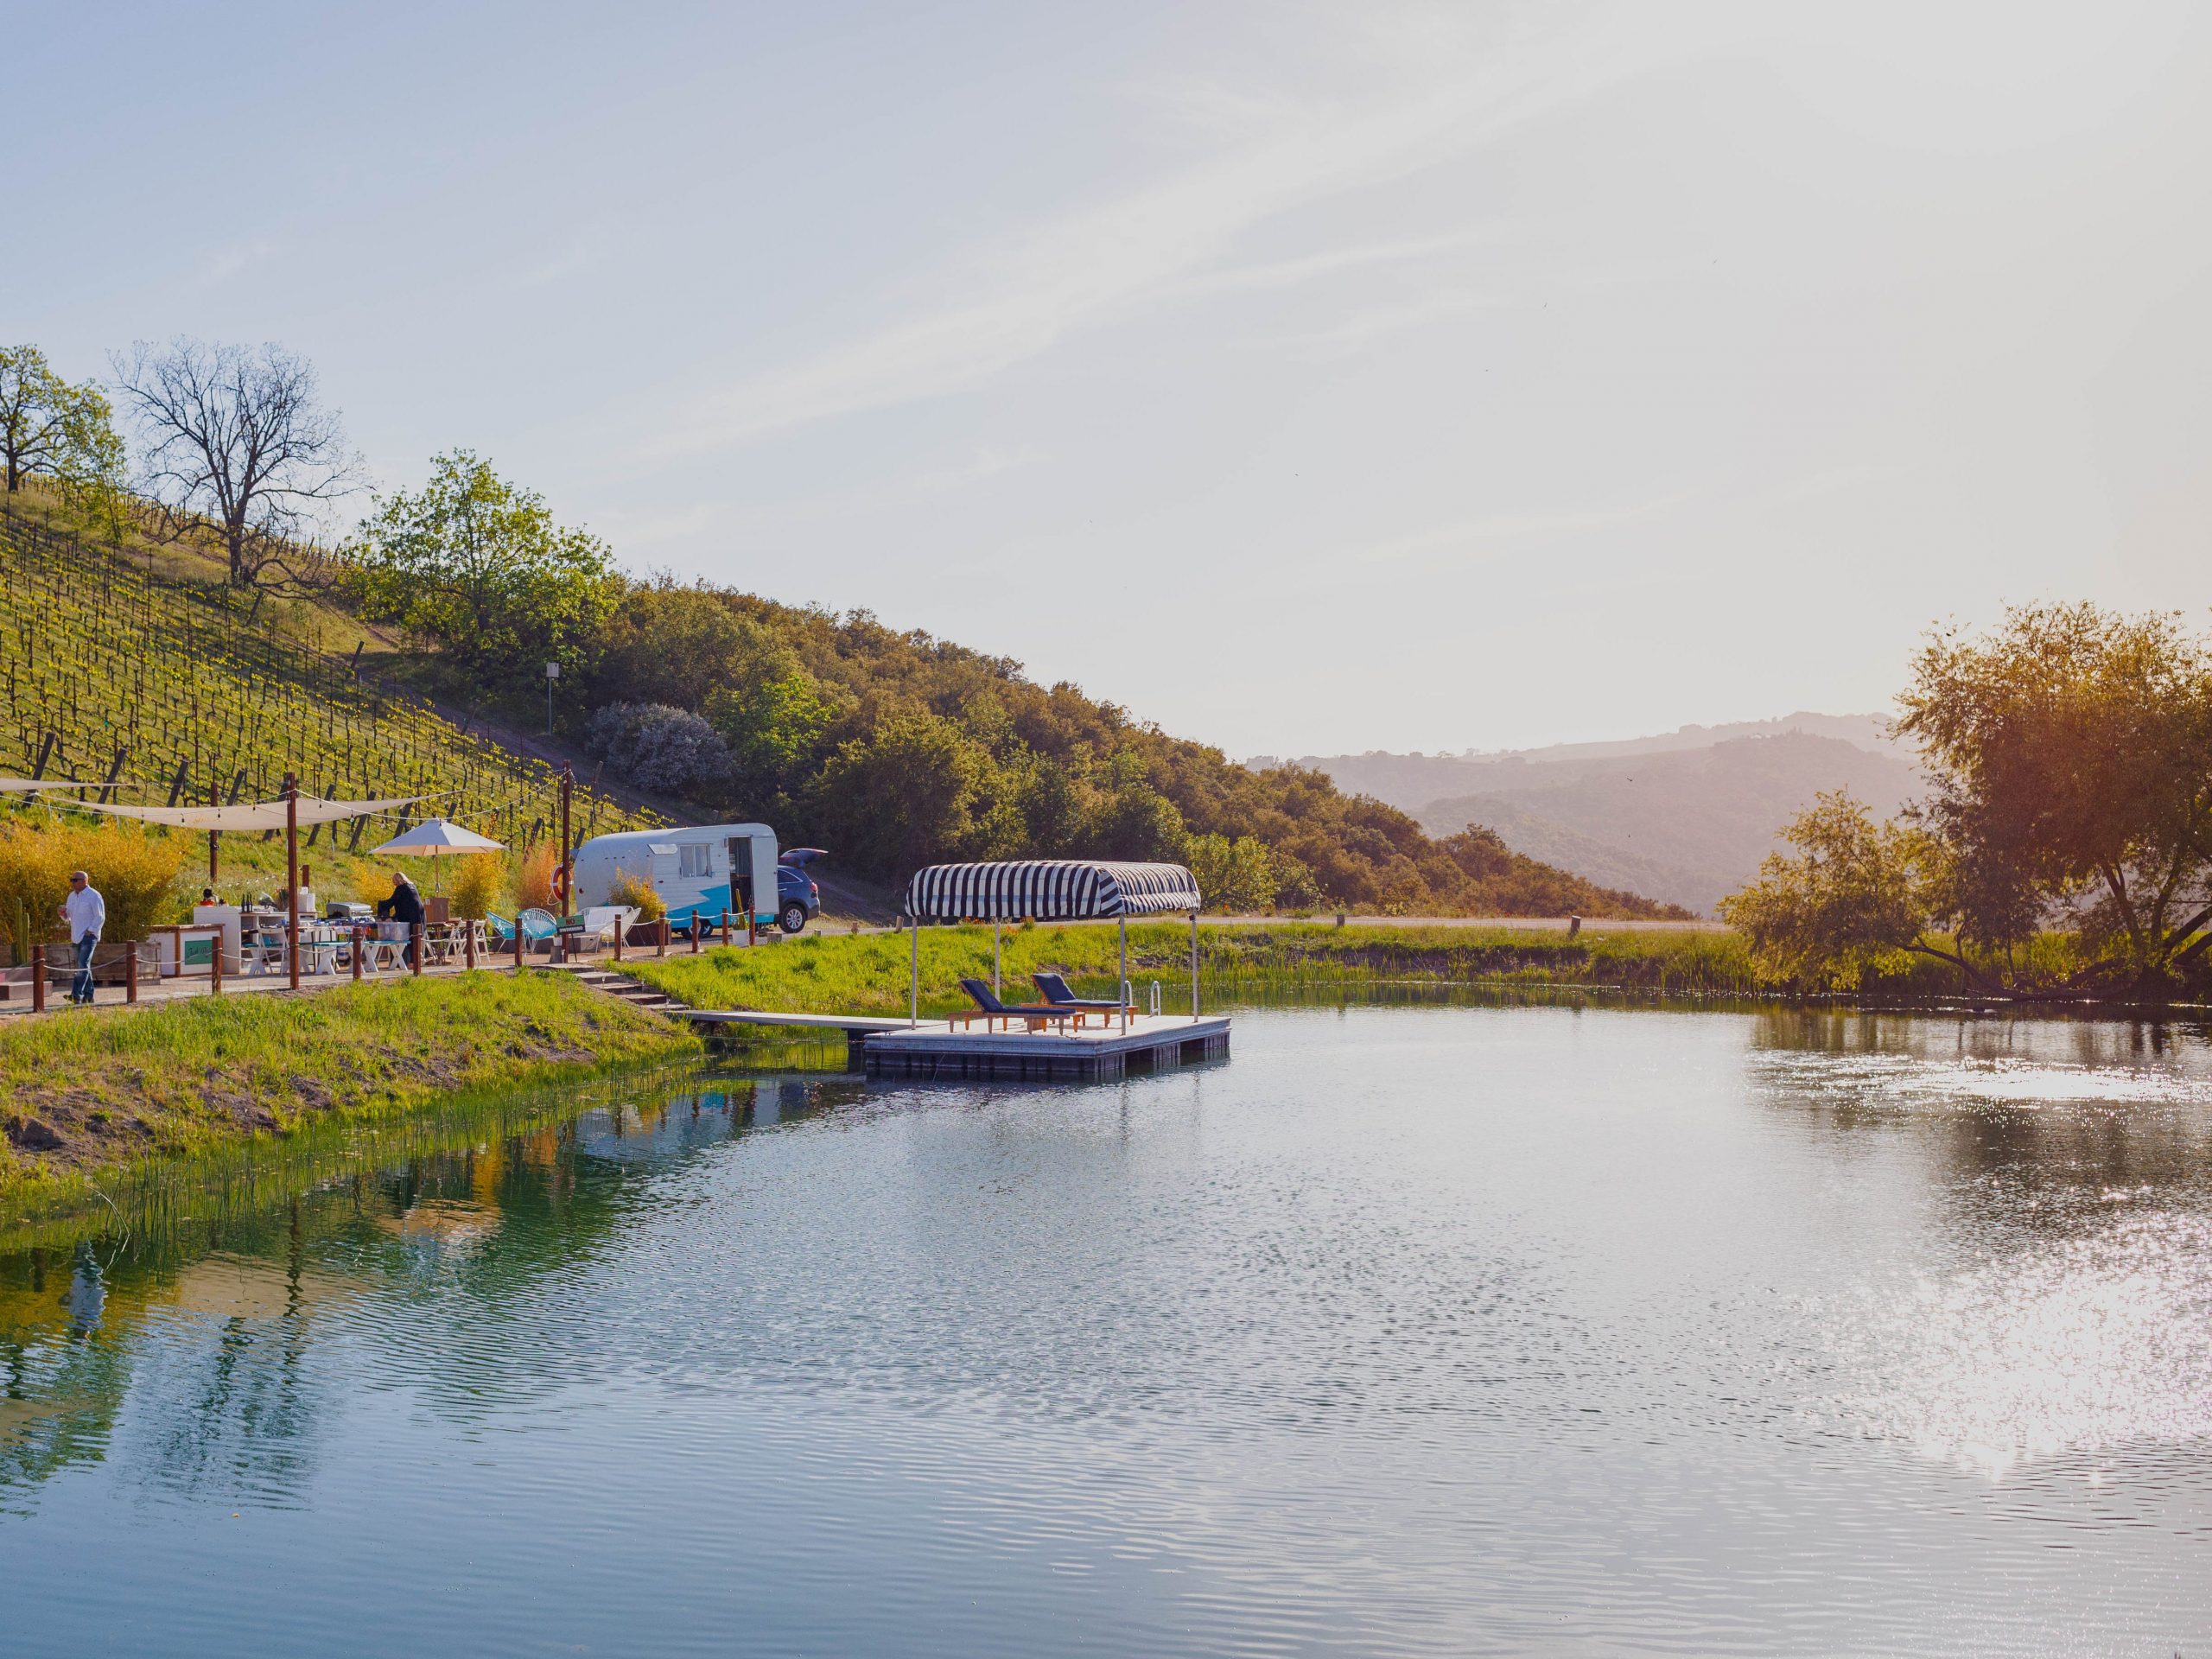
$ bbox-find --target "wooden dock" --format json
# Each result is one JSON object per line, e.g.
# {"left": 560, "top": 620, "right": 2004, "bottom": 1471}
{"left": 688, "top": 1007, "right": 1232, "bottom": 1082}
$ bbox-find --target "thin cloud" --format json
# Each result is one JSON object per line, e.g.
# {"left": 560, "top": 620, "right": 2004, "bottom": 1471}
{"left": 1353, "top": 496, "right": 1682, "bottom": 565}
{"left": 639, "top": 24, "right": 1648, "bottom": 461}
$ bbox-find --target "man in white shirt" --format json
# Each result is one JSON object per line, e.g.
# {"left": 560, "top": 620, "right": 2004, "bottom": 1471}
{"left": 59, "top": 869, "right": 105, "bottom": 1006}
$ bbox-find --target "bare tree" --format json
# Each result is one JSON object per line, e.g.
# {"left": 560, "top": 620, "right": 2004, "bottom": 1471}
{"left": 112, "top": 338, "right": 361, "bottom": 589}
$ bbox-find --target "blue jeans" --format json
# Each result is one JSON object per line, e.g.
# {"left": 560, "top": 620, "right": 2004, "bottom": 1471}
{"left": 71, "top": 934, "right": 98, "bottom": 1003}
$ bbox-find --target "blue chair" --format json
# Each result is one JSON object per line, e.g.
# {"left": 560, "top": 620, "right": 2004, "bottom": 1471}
{"left": 518, "top": 908, "right": 560, "bottom": 957}
{"left": 1032, "top": 971, "right": 1127, "bottom": 1014}
{"left": 484, "top": 912, "right": 516, "bottom": 946}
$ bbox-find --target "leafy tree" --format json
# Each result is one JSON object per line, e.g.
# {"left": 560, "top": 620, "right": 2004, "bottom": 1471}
{"left": 810, "top": 712, "right": 995, "bottom": 878}
{"left": 1014, "top": 758, "right": 1090, "bottom": 855}
{"left": 1898, "top": 603, "right": 2212, "bottom": 991}
{"left": 706, "top": 673, "right": 843, "bottom": 795}
{"left": 1186, "top": 833, "right": 1277, "bottom": 912}
{"left": 112, "top": 339, "right": 359, "bottom": 589}
{"left": 595, "top": 581, "right": 781, "bottom": 709}
{"left": 1717, "top": 792, "right": 1961, "bottom": 989}
{"left": 0, "top": 345, "right": 124, "bottom": 496}
{"left": 351, "top": 451, "right": 618, "bottom": 680}
{"left": 585, "top": 702, "right": 730, "bottom": 799}
{"left": 1088, "top": 780, "right": 1188, "bottom": 862}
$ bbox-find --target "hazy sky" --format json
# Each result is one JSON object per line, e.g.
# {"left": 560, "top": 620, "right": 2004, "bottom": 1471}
{"left": 16, "top": 2, "right": 2212, "bottom": 756}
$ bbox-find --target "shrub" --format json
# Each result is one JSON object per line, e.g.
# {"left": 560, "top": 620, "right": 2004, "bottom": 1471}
{"left": 607, "top": 870, "right": 665, "bottom": 921}
{"left": 586, "top": 701, "right": 729, "bottom": 798}
{"left": 448, "top": 850, "right": 507, "bottom": 921}
{"left": 514, "top": 843, "right": 557, "bottom": 912}
{"left": 0, "top": 817, "right": 185, "bottom": 959}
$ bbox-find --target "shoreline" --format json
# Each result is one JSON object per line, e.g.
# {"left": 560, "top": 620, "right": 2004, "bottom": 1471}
{"left": 0, "top": 970, "right": 697, "bottom": 1223}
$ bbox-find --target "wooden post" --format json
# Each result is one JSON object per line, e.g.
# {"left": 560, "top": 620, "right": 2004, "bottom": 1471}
{"left": 513, "top": 920, "right": 524, "bottom": 972}
{"left": 411, "top": 923, "right": 424, "bottom": 976}
{"left": 464, "top": 919, "right": 476, "bottom": 970}
{"left": 284, "top": 774, "right": 301, "bottom": 992}
{"left": 30, "top": 946, "right": 44, "bottom": 1014}
{"left": 613, "top": 917, "right": 623, "bottom": 962}
{"left": 557, "top": 762, "right": 573, "bottom": 916}
{"left": 352, "top": 927, "right": 363, "bottom": 982}
{"left": 207, "top": 778, "right": 219, "bottom": 883}
{"left": 126, "top": 944, "right": 138, "bottom": 1004}
{"left": 690, "top": 916, "right": 700, "bottom": 954}
{"left": 721, "top": 908, "right": 731, "bottom": 946}
{"left": 210, "top": 941, "right": 223, "bottom": 997}
{"left": 657, "top": 918, "right": 667, "bottom": 958}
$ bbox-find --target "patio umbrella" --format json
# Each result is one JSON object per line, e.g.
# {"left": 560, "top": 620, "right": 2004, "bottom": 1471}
{"left": 370, "top": 818, "right": 505, "bottom": 893}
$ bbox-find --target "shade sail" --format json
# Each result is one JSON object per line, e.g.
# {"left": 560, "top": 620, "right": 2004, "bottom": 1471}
{"left": 905, "top": 860, "right": 1200, "bottom": 921}
{"left": 372, "top": 818, "right": 505, "bottom": 855}
{"left": 70, "top": 794, "right": 431, "bottom": 831}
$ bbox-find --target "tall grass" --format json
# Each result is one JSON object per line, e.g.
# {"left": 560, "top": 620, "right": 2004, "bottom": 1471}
{"left": 618, "top": 919, "right": 1993, "bottom": 1021}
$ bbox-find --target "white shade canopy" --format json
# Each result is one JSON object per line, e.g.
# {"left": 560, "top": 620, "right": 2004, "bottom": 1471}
{"left": 371, "top": 818, "right": 505, "bottom": 856}
{"left": 74, "top": 793, "right": 431, "bottom": 831}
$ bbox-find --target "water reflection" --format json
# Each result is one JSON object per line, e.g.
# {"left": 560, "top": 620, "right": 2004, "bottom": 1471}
{"left": 1, "top": 1010, "right": 2208, "bottom": 1657}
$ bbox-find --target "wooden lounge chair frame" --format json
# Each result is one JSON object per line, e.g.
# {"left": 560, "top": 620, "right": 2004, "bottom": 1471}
{"left": 953, "top": 976, "right": 1085, "bottom": 1033}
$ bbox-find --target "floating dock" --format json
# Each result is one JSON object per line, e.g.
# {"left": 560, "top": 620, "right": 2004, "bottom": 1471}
{"left": 688, "top": 1009, "right": 1231, "bottom": 1082}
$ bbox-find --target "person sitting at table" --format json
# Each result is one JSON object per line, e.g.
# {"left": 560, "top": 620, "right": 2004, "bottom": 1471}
{"left": 375, "top": 873, "right": 427, "bottom": 965}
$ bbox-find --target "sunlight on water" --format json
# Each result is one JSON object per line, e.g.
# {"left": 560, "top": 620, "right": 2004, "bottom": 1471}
{"left": 1819, "top": 1211, "right": 2212, "bottom": 1479}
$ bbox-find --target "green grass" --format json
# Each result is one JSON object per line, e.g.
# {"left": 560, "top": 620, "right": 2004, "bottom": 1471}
{"left": 0, "top": 970, "right": 697, "bottom": 1217}
{"left": 618, "top": 918, "right": 1992, "bottom": 1020}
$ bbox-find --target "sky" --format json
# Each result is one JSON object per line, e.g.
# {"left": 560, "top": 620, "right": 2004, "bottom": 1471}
{"left": 14, "top": 1, "right": 2212, "bottom": 758}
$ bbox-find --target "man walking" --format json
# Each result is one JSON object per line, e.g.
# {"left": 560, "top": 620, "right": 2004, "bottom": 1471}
{"left": 59, "top": 869, "right": 105, "bottom": 1007}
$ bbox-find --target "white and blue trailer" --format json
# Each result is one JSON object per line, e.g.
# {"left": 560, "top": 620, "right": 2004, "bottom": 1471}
{"left": 569, "top": 823, "right": 782, "bottom": 934}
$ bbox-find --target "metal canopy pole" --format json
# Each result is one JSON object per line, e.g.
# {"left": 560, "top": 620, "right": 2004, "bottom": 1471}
{"left": 992, "top": 918, "right": 1001, "bottom": 995}
{"left": 284, "top": 774, "right": 300, "bottom": 992}
{"left": 910, "top": 913, "right": 919, "bottom": 1027}
{"left": 1119, "top": 913, "right": 1128, "bottom": 1032}
{"left": 1190, "top": 908, "right": 1199, "bottom": 1019}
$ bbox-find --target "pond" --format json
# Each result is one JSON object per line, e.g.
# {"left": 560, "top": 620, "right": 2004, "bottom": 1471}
{"left": 3, "top": 1001, "right": 2210, "bottom": 1656}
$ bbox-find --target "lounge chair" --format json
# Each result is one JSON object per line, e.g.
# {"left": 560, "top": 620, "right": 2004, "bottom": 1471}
{"left": 954, "top": 977, "right": 1082, "bottom": 1033}
{"left": 1031, "top": 972, "right": 1128, "bottom": 1018}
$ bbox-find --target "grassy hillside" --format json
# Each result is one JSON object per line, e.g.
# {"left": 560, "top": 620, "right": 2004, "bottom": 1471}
{"left": 0, "top": 482, "right": 1680, "bottom": 919}
{"left": 0, "top": 491, "right": 652, "bottom": 868}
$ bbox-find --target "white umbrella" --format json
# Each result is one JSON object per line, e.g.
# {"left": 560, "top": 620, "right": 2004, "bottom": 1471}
{"left": 370, "top": 819, "right": 505, "bottom": 893}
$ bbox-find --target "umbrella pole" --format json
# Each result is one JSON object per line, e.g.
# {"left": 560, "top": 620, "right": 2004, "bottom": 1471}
{"left": 285, "top": 774, "right": 300, "bottom": 992}
{"left": 993, "top": 919, "right": 1001, "bottom": 996}
{"left": 910, "top": 914, "right": 919, "bottom": 1027}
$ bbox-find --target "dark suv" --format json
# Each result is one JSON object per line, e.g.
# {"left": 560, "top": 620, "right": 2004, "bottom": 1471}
{"left": 775, "top": 849, "right": 825, "bottom": 933}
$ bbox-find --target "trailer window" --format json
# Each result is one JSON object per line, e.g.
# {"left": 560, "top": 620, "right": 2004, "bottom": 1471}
{"left": 678, "top": 843, "right": 714, "bottom": 879}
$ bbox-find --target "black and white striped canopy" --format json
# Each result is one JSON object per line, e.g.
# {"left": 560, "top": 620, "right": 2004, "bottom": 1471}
{"left": 905, "top": 860, "right": 1201, "bottom": 921}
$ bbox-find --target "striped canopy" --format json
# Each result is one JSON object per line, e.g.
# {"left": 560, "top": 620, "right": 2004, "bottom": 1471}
{"left": 905, "top": 860, "right": 1201, "bottom": 921}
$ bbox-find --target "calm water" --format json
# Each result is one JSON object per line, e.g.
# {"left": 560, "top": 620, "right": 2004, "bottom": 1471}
{"left": 4, "top": 1002, "right": 2211, "bottom": 1656}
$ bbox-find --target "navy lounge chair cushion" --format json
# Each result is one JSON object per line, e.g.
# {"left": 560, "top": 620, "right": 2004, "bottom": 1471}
{"left": 960, "top": 977, "right": 1071, "bottom": 1019}
{"left": 1032, "top": 971, "right": 1122, "bottom": 1010}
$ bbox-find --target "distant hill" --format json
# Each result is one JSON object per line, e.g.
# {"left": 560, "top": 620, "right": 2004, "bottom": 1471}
{"left": 1283, "top": 719, "right": 1922, "bottom": 917}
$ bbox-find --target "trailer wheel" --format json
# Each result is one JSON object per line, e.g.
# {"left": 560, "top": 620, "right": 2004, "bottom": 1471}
{"left": 779, "top": 902, "right": 809, "bottom": 935}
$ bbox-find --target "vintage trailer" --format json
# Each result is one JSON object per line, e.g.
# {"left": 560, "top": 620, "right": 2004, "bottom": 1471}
{"left": 569, "top": 823, "right": 781, "bottom": 933}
